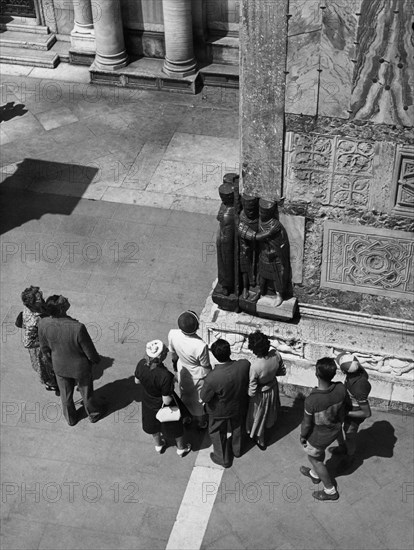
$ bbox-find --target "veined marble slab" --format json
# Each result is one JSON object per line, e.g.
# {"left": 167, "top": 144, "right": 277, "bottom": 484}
{"left": 288, "top": 0, "right": 322, "bottom": 37}
{"left": 286, "top": 31, "right": 320, "bottom": 116}
{"left": 351, "top": 0, "right": 414, "bottom": 126}
{"left": 318, "top": 0, "right": 360, "bottom": 118}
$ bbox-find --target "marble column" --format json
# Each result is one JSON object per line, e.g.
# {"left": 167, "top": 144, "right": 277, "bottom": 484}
{"left": 70, "top": 0, "right": 96, "bottom": 57}
{"left": 92, "top": 0, "right": 128, "bottom": 71}
{"left": 162, "top": 0, "right": 197, "bottom": 77}
{"left": 73, "top": 0, "right": 94, "bottom": 34}
{"left": 240, "top": 0, "right": 289, "bottom": 201}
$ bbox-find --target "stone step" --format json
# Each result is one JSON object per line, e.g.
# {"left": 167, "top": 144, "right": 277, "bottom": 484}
{"left": 199, "top": 63, "right": 239, "bottom": 88}
{"left": 0, "top": 46, "right": 59, "bottom": 68}
{"left": 206, "top": 35, "right": 239, "bottom": 65}
{"left": 0, "top": 30, "right": 56, "bottom": 50}
{"left": 51, "top": 40, "right": 71, "bottom": 63}
{"left": 0, "top": 15, "right": 50, "bottom": 34}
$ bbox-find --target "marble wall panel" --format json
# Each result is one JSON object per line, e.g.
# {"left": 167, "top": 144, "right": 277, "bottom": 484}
{"left": 285, "top": 132, "right": 396, "bottom": 211}
{"left": 279, "top": 213, "right": 305, "bottom": 284}
{"left": 121, "top": 0, "right": 164, "bottom": 31}
{"left": 53, "top": 0, "right": 74, "bottom": 35}
{"left": 321, "top": 221, "right": 414, "bottom": 300}
{"left": 351, "top": 0, "right": 414, "bottom": 126}
{"left": 285, "top": 31, "right": 320, "bottom": 116}
{"left": 391, "top": 145, "right": 414, "bottom": 217}
{"left": 318, "top": 0, "right": 361, "bottom": 118}
{"left": 287, "top": 0, "right": 322, "bottom": 36}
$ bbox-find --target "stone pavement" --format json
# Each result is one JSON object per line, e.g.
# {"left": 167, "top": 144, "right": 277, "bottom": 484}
{"left": 1, "top": 65, "right": 413, "bottom": 550}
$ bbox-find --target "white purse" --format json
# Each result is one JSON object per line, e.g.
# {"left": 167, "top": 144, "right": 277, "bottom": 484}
{"left": 156, "top": 402, "right": 181, "bottom": 423}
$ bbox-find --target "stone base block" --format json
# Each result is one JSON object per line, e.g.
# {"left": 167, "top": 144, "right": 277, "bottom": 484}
{"left": 212, "top": 288, "right": 239, "bottom": 312}
{"left": 200, "top": 293, "right": 414, "bottom": 411}
{"left": 69, "top": 50, "right": 95, "bottom": 66}
{"left": 256, "top": 296, "right": 298, "bottom": 321}
{"left": 89, "top": 57, "right": 199, "bottom": 94}
{"left": 199, "top": 63, "right": 239, "bottom": 88}
{"left": 70, "top": 31, "right": 95, "bottom": 53}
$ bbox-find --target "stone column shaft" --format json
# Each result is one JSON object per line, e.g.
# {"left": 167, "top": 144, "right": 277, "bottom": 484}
{"left": 92, "top": 0, "right": 128, "bottom": 70}
{"left": 73, "top": 0, "right": 94, "bottom": 34}
{"left": 162, "top": 0, "right": 197, "bottom": 77}
{"left": 240, "top": 0, "right": 289, "bottom": 201}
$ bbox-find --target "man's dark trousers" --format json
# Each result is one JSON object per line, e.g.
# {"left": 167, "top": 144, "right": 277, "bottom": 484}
{"left": 56, "top": 372, "right": 100, "bottom": 425}
{"left": 209, "top": 415, "right": 244, "bottom": 467}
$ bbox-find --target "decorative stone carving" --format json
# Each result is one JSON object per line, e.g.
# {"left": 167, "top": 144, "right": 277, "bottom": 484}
{"left": 321, "top": 222, "right": 414, "bottom": 300}
{"left": 391, "top": 145, "right": 414, "bottom": 217}
{"left": 285, "top": 132, "right": 396, "bottom": 210}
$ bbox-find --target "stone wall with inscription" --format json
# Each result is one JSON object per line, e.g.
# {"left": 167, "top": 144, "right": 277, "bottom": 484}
{"left": 282, "top": 0, "right": 414, "bottom": 322}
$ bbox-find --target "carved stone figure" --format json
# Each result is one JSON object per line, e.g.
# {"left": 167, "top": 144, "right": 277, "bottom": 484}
{"left": 216, "top": 183, "right": 235, "bottom": 296}
{"left": 256, "top": 200, "right": 291, "bottom": 306}
{"left": 238, "top": 195, "right": 259, "bottom": 300}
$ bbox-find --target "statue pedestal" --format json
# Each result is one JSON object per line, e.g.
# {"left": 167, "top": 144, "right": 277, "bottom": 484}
{"left": 256, "top": 296, "right": 298, "bottom": 321}
{"left": 212, "top": 285, "right": 239, "bottom": 312}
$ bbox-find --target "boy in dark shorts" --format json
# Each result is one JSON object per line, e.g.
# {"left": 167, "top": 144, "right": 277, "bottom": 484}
{"left": 331, "top": 353, "right": 372, "bottom": 471}
{"left": 300, "top": 358, "right": 348, "bottom": 501}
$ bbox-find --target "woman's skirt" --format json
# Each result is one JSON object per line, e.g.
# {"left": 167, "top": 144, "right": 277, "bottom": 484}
{"left": 246, "top": 382, "right": 280, "bottom": 445}
{"left": 28, "top": 347, "right": 57, "bottom": 388}
{"left": 178, "top": 368, "right": 206, "bottom": 417}
{"left": 141, "top": 401, "right": 183, "bottom": 438}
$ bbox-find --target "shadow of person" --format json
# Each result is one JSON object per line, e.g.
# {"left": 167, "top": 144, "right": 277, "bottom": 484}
{"left": 0, "top": 101, "right": 28, "bottom": 123}
{"left": 92, "top": 355, "right": 115, "bottom": 382}
{"left": 266, "top": 395, "right": 304, "bottom": 447}
{"left": 81, "top": 376, "right": 143, "bottom": 421}
{"left": 328, "top": 420, "right": 397, "bottom": 479}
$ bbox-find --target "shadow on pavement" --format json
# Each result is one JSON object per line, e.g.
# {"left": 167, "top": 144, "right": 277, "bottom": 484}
{"left": 267, "top": 395, "right": 304, "bottom": 446}
{"left": 93, "top": 355, "right": 115, "bottom": 382}
{"left": 328, "top": 420, "right": 397, "bottom": 478}
{"left": 0, "top": 159, "right": 98, "bottom": 235}
{"left": 0, "top": 101, "right": 28, "bottom": 122}
{"left": 94, "top": 376, "right": 142, "bottom": 419}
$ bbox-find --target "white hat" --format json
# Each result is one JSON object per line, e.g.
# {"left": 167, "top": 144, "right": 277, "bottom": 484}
{"left": 146, "top": 340, "right": 164, "bottom": 359}
{"left": 336, "top": 352, "right": 360, "bottom": 373}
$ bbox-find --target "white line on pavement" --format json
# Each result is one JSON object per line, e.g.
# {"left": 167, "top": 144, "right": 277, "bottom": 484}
{"left": 166, "top": 443, "right": 224, "bottom": 550}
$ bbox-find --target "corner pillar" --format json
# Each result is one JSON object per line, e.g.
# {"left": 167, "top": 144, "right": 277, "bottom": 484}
{"left": 162, "top": 0, "right": 197, "bottom": 77}
{"left": 92, "top": 0, "right": 128, "bottom": 71}
{"left": 240, "top": 0, "right": 289, "bottom": 200}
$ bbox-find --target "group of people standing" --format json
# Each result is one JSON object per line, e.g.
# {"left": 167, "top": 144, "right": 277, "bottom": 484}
{"left": 18, "top": 288, "right": 372, "bottom": 501}
{"left": 135, "top": 310, "right": 286, "bottom": 467}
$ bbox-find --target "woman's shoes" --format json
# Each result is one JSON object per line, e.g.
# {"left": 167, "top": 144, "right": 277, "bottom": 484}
{"left": 177, "top": 443, "right": 191, "bottom": 457}
{"left": 155, "top": 438, "right": 166, "bottom": 454}
{"left": 256, "top": 441, "right": 267, "bottom": 451}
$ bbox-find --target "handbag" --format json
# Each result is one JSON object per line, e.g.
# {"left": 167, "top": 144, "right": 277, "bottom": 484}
{"left": 15, "top": 311, "right": 23, "bottom": 328}
{"left": 156, "top": 395, "right": 181, "bottom": 423}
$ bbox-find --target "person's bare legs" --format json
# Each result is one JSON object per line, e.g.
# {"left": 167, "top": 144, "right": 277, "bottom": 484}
{"left": 308, "top": 456, "right": 334, "bottom": 489}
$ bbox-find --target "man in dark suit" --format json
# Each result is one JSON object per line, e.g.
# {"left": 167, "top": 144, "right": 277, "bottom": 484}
{"left": 200, "top": 339, "right": 250, "bottom": 468}
{"left": 38, "top": 295, "right": 101, "bottom": 426}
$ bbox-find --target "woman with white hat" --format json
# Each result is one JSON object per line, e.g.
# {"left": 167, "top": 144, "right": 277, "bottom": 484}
{"left": 168, "top": 311, "right": 211, "bottom": 429}
{"left": 134, "top": 340, "right": 191, "bottom": 456}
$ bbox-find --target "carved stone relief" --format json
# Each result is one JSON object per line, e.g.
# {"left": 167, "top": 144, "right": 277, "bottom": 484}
{"left": 391, "top": 145, "right": 414, "bottom": 217}
{"left": 321, "top": 221, "right": 414, "bottom": 300}
{"left": 285, "top": 132, "right": 395, "bottom": 210}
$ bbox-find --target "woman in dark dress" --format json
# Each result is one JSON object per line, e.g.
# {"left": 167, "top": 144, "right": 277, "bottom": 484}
{"left": 135, "top": 340, "right": 191, "bottom": 457}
